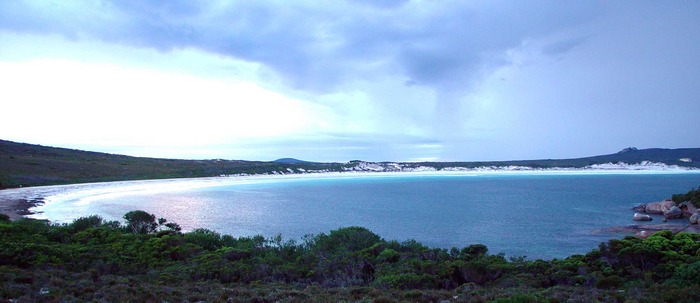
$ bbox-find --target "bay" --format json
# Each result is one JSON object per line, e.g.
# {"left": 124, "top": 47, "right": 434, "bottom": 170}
{"left": 35, "top": 172, "right": 700, "bottom": 259}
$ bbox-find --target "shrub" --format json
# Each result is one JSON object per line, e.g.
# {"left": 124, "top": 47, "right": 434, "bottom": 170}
{"left": 596, "top": 275, "right": 622, "bottom": 289}
{"left": 669, "top": 261, "right": 700, "bottom": 285}
{"left": 491, "top": 293, "right": 548, "bottom": 303}
{"left": 374, "top": 273, "right": 435, "bottom": 289}
{"left": 377, "top": 249, "right": 400, "bottom": 263}
{"left": 184, "top": 228, "right": 222, "bottom": 251}
{"left": 314, "top": 226, "right": 382, "bottom": 255}
{"left": 373, "top": 295, "right": 398, "bottom": 303}
{"left": 672, "top": 187, "right": 700, "bottom": 207}
{"left": 222, "top": 248, "right": 252, "bottom": 261}
{"left": 69, "top": 215, "right": 103, "bottom": 232}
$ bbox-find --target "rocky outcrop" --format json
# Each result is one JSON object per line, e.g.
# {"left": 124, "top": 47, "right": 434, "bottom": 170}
{"left": 642, "top": 200, "right": 676, "bottom": 215}
{"left": 633, "top": 213, "right": 653, "bottom": 221}
{"left": 631, "top": 204, "right": 646, "bottom": 212}
{"left": 690, "top": 213, "right": 700, "bottom": 225}
{"left": 678, "top": 202, "right": 698, "bottom": 217}
{"left": 631, "top": 200, "right": 700, "bottom": 224}
{"left": 664, "top": 206, "right": 683, "bottom": 219}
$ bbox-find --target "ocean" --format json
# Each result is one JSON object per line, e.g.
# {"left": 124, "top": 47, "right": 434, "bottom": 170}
{"left": 31, "top": 172, "right": 700, "bottom": 259}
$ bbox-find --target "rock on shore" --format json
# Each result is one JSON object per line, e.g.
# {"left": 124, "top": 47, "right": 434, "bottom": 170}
{"left": 627, "top": 199, "right": 700, "bottom": 235}
{"left": 632, "top": 199, "right": 700, "bottom": 229}
{"left": 664, "top": 206, "right": 683, "bottom": 219}
{"left": 632, "top": 199, "right": 699, "bottom": 220}
{"left": 632, "top": 213, "right": 652, "bottom": 221}
{"left": 679, "top": 202, "right": 698, "bottom": 217}
{"left": 690, "top": 213, "right": 700, "bottom": 225}
{"left": 639, "top": 200, "right": 676, "bottom": 215}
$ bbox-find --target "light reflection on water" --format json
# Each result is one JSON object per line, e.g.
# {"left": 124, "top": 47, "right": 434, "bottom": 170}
{"left": 34, "top": 172, "right": 700, "bottom": 259}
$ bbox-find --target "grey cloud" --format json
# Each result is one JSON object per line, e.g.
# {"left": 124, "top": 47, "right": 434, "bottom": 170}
{"left": 0, "top": 0, "right": 600, "bottom": 92}
{"left": 542, "top": 36, "right": 590, "bottom": 56}
{"left": 3, "top": 1, "right": 698, "bottom": 161}
{"left": 0, "top": 0, "right": 606, "bottom": 150}
{"left": 392, "top": 1, "right": 600, "bottom": 90}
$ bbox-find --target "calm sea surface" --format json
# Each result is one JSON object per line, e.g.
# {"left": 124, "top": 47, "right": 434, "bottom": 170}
{"left": 37, "top": 172, "right": 700, "bottom": 259}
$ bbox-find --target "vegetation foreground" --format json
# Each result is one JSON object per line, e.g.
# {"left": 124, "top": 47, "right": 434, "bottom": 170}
{"left": 1, "top": 208, "right": 700, "bottom": 302}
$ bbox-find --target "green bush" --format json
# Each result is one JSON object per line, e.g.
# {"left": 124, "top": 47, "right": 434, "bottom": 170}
{"left": 377, "top": 248, "right": 400, "bottom": 263}
{"left": 184, "top": 228, "right": 222, "bottom": 250}
{"left": 491, "top": 293, "right": 548, "bottom": 303}
{"left": 669, "top": 261, "right": 700, "bottom": 285}
{"left": 374, "top": 273, "right": 436, "bottom": 289}
{"left": 672, "top": 187, "right": 700, "bottom": 207}
{"left": 595, "top": 275, "right": 622, "bottom": 289}
{"left": 69, "top": 215, "right": 104, "bottom": 232}
{"left": 314, "top": 226, "right": 382, "bottom": 255}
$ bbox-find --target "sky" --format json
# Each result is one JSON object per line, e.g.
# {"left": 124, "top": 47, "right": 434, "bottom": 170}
{"left": 1, "top": 1, "right": 699, "bottom": 162}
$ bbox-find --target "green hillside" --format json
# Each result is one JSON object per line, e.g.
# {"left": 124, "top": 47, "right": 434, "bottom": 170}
{"left": 0, "top": 140, "right": 343, "bottom": 189}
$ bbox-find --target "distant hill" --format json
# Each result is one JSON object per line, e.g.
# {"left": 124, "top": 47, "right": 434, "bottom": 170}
{"left": 0, "top": 140, "right": 343, "bottom": 189}
{"left": 273, "top": 158, "right": 309, "bottom": 164}
{"left": 568, "top": 147, "right": 700, "bottom": 167}
{"left": 420, "top": 147, "right": 700, "bottom": 170}
{"left": 1, "top": 139, "right": 698, "bottom": 189}
{"left": 346, "top": 147, "right": 700, "bottom": 173}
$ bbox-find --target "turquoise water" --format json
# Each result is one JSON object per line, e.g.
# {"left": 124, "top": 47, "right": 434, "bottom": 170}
{"left": 39, "top": 173, "right": 700, "bottom": 259}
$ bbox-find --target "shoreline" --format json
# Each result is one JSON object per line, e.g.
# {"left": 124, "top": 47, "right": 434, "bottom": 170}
{"left": 0, "top": 198, "right": 43, "bottom": 221}
{"left": 593, "top": 223, "right": 700, "bottom": 237}
{"left": 2, "top": 168, "right": 700, "bottom": 222}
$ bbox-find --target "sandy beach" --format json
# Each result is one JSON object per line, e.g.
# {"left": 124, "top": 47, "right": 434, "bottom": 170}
{"left": 0, "top": 184, "right": 71, "bottom": 220}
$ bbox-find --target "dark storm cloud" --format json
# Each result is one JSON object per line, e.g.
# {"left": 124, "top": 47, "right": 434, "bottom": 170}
{"left": 393, "top": 2, "right": 597, "bottom": 90}
{"left": 0, "top": 0, "right": 599, "bottom": 92}
{"left": 2, "top": 1, "right": 699, "bottom": 161}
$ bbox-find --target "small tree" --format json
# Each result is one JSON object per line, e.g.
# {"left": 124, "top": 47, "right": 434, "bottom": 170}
{"left": 163, "top": 222, "right": 181, "bottom": 232}
{"left": 156, "top": 217, "right": 180, "bottom": 231}
{"left": 123, "top": 210, "right": 158, "bottom": 234}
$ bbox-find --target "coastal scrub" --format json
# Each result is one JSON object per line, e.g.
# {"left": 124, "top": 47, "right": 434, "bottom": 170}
{"left": 2, "top": 211, "right": 700, "bottom": 302}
